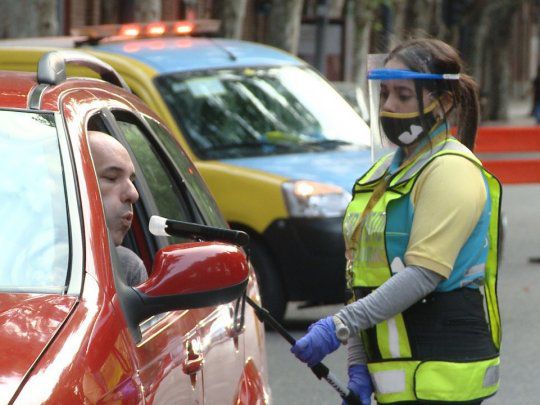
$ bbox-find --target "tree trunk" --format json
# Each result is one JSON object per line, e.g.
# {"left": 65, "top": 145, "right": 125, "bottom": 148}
{"left": 391, "top": 0, "right": 407, "bottom": 45}
{"left": 407, "top": 0, "right": 431, "bottom": 37}
{"left": 219, "top": 0, "right": 247, "bottom": 39}
{"left": 265, "top": 0, "right": 303, "bottom": 54}
{"left": 426, "top": 0, "right": 449, "bottom": 40}
{"left": 481, "top": 0, "right": 522, "bottom": 120}
{"left": 133, "top": 0, "right": 161, "bottom": 22}
{"left": 101, "top": 0, "right": 121, "bottom": 24}
{"left": 352, "top": 1, "right": 379, "bottom": 87}
{"left": 0, "top": 0, "right": 58, "bottom": 38}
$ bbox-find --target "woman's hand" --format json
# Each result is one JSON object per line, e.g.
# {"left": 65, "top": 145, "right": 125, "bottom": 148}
{"left": 344, "top": 364, "right": 374, "bottom": 405}
{"left": 290, "top": 316, "right": 341, "bottom": 366}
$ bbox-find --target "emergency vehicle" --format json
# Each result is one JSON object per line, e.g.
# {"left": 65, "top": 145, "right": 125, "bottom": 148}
{"left": 0, "top": 20, "right": 372, "bottom": 319}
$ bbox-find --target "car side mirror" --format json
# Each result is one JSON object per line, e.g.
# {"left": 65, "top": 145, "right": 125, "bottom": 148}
{"left": 121, "top": 241, "right": 249, "bottom": 341}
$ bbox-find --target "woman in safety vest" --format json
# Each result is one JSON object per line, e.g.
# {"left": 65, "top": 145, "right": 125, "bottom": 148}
{"left": 291, "top": 38, "right": 502, "bottom": 404}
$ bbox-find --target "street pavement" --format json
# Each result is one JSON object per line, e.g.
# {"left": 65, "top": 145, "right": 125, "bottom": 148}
{"left": 265, "top": 182, "right": 540, "bottom": 404}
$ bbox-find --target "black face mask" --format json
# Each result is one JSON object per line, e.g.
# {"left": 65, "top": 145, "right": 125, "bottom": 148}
{"left": 380, "top": 100, "right": 439, "bottom": 147}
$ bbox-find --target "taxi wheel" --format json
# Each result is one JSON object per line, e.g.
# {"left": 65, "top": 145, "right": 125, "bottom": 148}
{"left": 250, "top": 239, "right": 287, "bottom": 322}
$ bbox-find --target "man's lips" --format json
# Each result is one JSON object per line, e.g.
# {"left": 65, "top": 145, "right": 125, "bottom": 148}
{"left": 121, "top": 212, "right": 133, "bottom": 227}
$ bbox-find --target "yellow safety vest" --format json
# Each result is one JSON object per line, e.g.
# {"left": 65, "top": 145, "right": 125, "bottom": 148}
{"left": 343, "top": 135, "right": 502, "bottom": 403}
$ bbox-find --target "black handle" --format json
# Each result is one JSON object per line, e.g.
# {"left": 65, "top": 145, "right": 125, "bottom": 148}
{"left": 245, "top": 296, "right": 361, "bottom": 405}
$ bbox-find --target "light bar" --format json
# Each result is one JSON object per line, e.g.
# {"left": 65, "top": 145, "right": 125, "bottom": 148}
{"left": 70, "top": 19, "right": 221, "bottom": 43}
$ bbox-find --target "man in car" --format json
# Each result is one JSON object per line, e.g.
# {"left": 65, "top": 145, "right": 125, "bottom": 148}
{"left": 89, "top": 131, "right": 148, "bottom": 286}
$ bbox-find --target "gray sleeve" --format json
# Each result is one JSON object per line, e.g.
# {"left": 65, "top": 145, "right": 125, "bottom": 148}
{"left": 116, "top": 246, "right": 148, "bottom": 286}
{"left": 347, "top": 334, "right": 368, "bottom": 366}
{"left": 337, "top": 266, "right": 443, "bottom": 335}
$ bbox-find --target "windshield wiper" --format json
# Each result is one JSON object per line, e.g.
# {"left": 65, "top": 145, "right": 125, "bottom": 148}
{"left": 206, "top": 141, "right": 279, "bottom": 151}
{"left": 304, "top": 139, "right": 353, "bottom": 149}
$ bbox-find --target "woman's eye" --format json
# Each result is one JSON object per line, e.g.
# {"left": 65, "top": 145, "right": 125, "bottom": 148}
{"left": 398, "top": 94, "right": 412, "bottom": 102}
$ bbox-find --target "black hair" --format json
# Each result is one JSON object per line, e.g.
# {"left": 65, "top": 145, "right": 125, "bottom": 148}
{"left": 385, "top": 38, "right": 480, "bottom": 150}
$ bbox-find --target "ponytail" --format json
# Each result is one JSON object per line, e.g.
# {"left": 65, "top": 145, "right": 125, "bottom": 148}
{"left": 455, "top": 74, "right": 480, "bottom": 151}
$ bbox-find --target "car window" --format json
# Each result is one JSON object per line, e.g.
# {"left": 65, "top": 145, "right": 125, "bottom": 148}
{"left": 144, "top": 116, "right": 227, "bottom": 229}
{"left": 0, "top": 110, "right": 69, "bottom": 293}
{"left": 113, "top": 113, "right": 193, "bottom": 244}
{"left": 155, "top": 65, "right": 371, "bottom": 159}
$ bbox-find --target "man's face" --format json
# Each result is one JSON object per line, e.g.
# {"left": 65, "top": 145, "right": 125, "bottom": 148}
{"left": 89, "top": 132, "right": 139, "bottom": 246}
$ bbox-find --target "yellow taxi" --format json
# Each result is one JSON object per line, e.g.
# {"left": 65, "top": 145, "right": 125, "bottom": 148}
{"left": 0, "top": 20, "right": 372, "bottom": 319}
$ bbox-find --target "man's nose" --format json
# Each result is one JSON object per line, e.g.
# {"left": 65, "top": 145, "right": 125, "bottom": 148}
{"left": 124, "top": 180, "right": 139, "bottom": 204}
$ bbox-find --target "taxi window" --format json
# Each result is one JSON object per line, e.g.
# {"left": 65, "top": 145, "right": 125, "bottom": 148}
{"left": 0, "top": 111, "right": 69, "bottom": 293}
{"left": 113, "top": 114, "right": 192, "bottom": 244}
{"left": 144, "top": 116, "right": 227, "bottom": 229}
{"left": 155, "top": 65, "right": 371, "bottom": 160}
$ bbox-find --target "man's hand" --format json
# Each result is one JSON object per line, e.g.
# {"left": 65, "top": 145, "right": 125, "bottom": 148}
{"left": 344, "top": 364, "right": 373, "bottom": 405}
{"left": 290, "top": 316, "right": 341, "bottom": 367}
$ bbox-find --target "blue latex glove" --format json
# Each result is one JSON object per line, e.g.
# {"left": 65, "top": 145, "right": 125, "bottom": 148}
{"left": 290, "top": 316, "right": 340, "bottom": 367}
{"left": 343, "top": 364, "right": 373, "bottom": 405}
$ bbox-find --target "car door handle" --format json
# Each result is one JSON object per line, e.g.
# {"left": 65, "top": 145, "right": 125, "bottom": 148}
{"left": 182, "top": 353, "right": 203, "bottom": 375}
{"left": 227, "top": 324, "right": 244, "bottom": 338}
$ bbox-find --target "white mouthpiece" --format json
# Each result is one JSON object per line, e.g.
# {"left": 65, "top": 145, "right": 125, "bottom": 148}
{"left": 149, "top": 215, "right": 169, "bottom": 236}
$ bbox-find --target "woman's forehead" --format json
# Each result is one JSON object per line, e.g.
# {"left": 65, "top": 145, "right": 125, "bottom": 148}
{"left": 381, "top": 80, "right": 415, "bottom": 90}
{"left": 381, "top": 60, "right": 416, "bottom": 90}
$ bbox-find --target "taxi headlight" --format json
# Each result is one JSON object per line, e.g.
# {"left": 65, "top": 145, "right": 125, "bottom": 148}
{"left": 282, "top": 180, "right": 351, "bottom": 218}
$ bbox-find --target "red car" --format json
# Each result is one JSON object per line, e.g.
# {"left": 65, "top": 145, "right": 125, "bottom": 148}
{"left": 0, "top": 51, "right": 270, "bottom": 403}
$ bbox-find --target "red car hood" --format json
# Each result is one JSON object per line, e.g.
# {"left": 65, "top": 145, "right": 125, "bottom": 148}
{"left": 0, "top": 293, "right": 77, "bottom": 403}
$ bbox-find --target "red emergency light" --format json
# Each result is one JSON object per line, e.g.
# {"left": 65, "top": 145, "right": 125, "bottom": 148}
{"left": 173, "top": 21, "right": 194, "bottom": 35}
{"left": 71, "top": 20, "right": 220, "bottom": 44}
{"left": 119, "top": 24, "right": 141, "bottom": 37}
{"left": 146, "top": 22, "right": 167, "bottom": 36}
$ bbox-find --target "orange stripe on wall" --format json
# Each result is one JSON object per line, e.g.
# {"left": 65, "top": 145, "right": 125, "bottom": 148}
{"left": 476, "top": 127, "right": 540, "bottom": 153}
{"left": 482, "top": 159, "right": 540, "bottom": 184}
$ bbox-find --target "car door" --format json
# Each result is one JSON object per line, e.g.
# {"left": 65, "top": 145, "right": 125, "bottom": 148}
{"left": 103, "top": 109, "right": 247, "bottom": 403}
{"left": 142, "top": 115, "right": 249, "bottom": 404}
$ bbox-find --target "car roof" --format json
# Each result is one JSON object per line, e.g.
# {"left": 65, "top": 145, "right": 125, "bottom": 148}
{"left": 0, "top": 68, "right": 162, "bottom": 123}
{"left": 89, "top": 37, "right": 305, "bottom": 74}
{"left": 0, "top": 71, "right": 39, "bottom": 109}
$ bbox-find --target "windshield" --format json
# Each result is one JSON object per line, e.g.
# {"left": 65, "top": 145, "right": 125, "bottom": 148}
{"left": 0, "top": 111, "right": 69, "bottom": 293}
{"left": 155, "top": 65, "right": 371, "bottom": 159}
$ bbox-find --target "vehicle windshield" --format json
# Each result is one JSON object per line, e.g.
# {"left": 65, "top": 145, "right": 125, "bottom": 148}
{"left": 155, "top": 65, "right": 371, "bottom": 159}
{"left": 0, "top": 110, "right": 69, "bottom": 293}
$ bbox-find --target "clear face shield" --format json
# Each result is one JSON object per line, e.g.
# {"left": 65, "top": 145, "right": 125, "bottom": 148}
{"left": 367, "top": 54, "right": 460, "bottom": 161}
{"left": 367, "top": 54, "right": 392, "bottom": 161}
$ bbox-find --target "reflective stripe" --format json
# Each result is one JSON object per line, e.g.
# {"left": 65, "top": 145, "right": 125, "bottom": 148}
{"left": 368, "top": 360, "right": 419, "bottom": 403}
{"left": 363, "top": 153, "right": 393, "bottom": 183}
{"left": 372, "top": 369, "right": 406, "bottom": 394}
{"left": 391, "top": 138, "right": 472, "bottom": 185}
{"left": 377, "top": 314, "right": 412, "bottom": 359}
{"left": 387, "top": 317, "right": 400, "bottom": 357}
{"left": 484, "top": 364, "right": 500, "bottom": 387}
